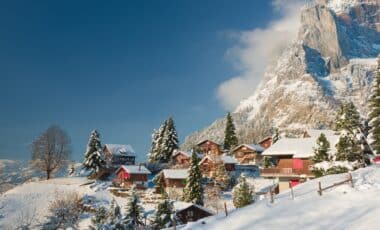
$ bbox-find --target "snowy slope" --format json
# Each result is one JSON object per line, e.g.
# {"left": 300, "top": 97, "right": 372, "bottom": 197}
{"left": 185, "top": 165, "right": 380, "bottom": 230}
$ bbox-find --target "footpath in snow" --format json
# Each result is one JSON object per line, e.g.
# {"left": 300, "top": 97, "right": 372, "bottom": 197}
{"left": 185, "top": 165, "right": 380, "bottom": 230}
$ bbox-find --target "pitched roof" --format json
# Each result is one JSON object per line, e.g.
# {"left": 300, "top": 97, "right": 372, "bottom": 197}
{"left": 196, "top": 139, "right": 222, "bottom": 146}
{"left": 231, "top": 144, "right": 265, "bottom": 153}
{"left": 116, "top": 165, "right": 151, "bottom": 174}
{"left": 104, "top": 144, "right": 135, "bottom": 156}
{"left": 262, "top": 134, "right": 339, "bottom": 158}
{"left": 162, "top": 169, "right": 188, "bottom": 179}
{"left": 173, "top": 201, "right": 214, "bottom": 214}
{"left": 172, "top": 150, "right": 203, "bottom": 159}
{"left": 258, "top": 136, "right": 272, "bottom": 144}
{"left": 199, "top": 155, "right": 238, "bottom": 165}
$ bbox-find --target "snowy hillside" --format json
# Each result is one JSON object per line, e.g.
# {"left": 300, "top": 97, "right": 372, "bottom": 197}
{"left": 183, "top": 0, "right": 380, "bottom": 150}
{"left": 185, "top": 165, "right": 380, "bottom": 230}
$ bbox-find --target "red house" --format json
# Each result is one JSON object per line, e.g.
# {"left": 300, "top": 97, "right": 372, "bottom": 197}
{"left": 113, "top": 165, "right": 151, "bottom": 189}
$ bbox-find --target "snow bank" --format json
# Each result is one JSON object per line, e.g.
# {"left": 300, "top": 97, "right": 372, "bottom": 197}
{"left": 185, "top": 165, "right": 380, "bottom": 230}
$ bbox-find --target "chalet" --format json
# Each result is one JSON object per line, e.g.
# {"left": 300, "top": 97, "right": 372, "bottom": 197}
{"left": 174, "top": 201, "right": 213, "bottom": 224}
{"left": 199, "top": 155, "right": 237, "bottom": 177}
{"left": 261, "top": 132, "right": 339, "bottom": 192}
{"left": 197, "top": 140, "right": 223, "bottom": 156}
{"left": 258, "top": 136, "right": 273, "bottom": 149}
{"left": 162, "top": 169, "right": 188, "bottom": 191}
{"left": 231, "top": 144, "right": 265, "bottom": 165}
{"left": 104, "top": 144, "right": 136, "bottom": 168}
{"left": 113, "top": 165, "right": 151, "bottom": 189}
{"left": 172, "top": 150, "right": 203, "bottom": 168}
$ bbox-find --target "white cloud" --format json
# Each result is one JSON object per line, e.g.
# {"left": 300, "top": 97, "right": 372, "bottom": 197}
{"left": 217, "top": 0, "right": 304, "bottom": 110}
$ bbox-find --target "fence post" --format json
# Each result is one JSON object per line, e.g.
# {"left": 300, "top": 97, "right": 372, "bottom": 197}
{"left": 289, "top": 181, "right": 294, "bottom": 199}
{"left": 348, "top": 173, "right": 354, "bottom": 188}
{"left": 270, "top": 189, "right": 274, "bottom": 203}
{"left": 224, "top": 202, "right": 228, "bottom": 217}
{"left": 318, "top": 181, "right": 322, "bottom": 196}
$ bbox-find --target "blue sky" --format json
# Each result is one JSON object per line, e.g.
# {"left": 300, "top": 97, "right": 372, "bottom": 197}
{"left": 0, "top": 0, "right": 278, "bottom": 162}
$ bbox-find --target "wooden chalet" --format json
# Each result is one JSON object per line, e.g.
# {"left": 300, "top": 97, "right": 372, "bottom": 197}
{"left": 258, "top": 136, "right": 273, "bottom": 149}
{"left": 162, "top": 169, "right": 188, "bottom": 190}
{"left": 113, "top": 165, "right": 151, "bottom": 189}
{"left": 261, "top": 131, "right": 339, "bottom": 192}
{"left": 174, "top": 201, "right": 213, "bottom": 224}
{"left": 104, "top": 144, "right": 136, "bottom": 168}
{"left": 172, "top": 150, "right": 203, "bottom": 168}
{"left": 199, "top": 155, "right": 237, "bottom": 177}
{"left": 197, "top": 140, "right": 223, "bottom": 156}
{"left": 231, "top": 144, "right": 265, "bottom": 165}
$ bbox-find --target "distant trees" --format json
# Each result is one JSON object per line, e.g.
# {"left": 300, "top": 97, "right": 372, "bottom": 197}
{"left": 82, "top": 130, "right": 106, "bottom": 175}
{"left": 183, "top": 151, "right": 203, "bottom": 206}
{"left": 369, "top": 58, "right": 380, "bottom": 155}
{"left": 31, "top": 125, "right": 71, "bottom": 180}
{"left": 223, "top": 112, "right": 238, "bottom": 151}
{"left": 148, "top": 117, "right": 179, "bottom": 163}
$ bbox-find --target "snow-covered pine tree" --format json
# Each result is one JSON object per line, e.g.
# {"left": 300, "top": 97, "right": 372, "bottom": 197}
{"left": 312, "top": 133, "right": 331, "bottom": 163}
{"left": 82, "top": 130, "right": 106, "bottom": 175}
{"left": 183, "top": 151, "right": 203, "bottom": 206}
{"left": 108, "top": 198, "right": 121, "bottom": 225}
{"left": 335, "top": 102, "right": 361, "bottom": 134}
{"left": 123, "top": 186, "right": 144, "bottom": 228}
{"left": 272, "top": 127, "right": 281, "bottom": 144}
{"left": 91, "top": 206, "right": 108, "bottom": 227}
{"left": 148, "top": 122, "right": 166, "bottom": 163}
{"left": 161, "top": 117, "right": 179, "bottom": 162}
{"left": 232, "top": 175, "right": 253, "bottom": 208}
{"left": 223, "top": 112, "right": 238, "bottom": 151}
{"left": 151, "top": 196, "right": 174, "bottom": 230}
{"left": 212, "top": 159, "right": 230, "bottom": 190}
{"left": 369, "top": 58, "right": 380, "bottom": 155}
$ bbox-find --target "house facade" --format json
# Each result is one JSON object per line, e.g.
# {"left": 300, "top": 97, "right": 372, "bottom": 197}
{"left": 199, "top": 155, "right": 237, "bottom": 177}
{"left": 174, "top": 201, "right": 213, "bottom": 224}
{"left": 197, "top": 140, "right": 223, "bottom": 156}
{"left": 113, "top": 165, "right": 151, "bottom": 189}
{"left": 104, "top": 144, "right": 136, "bottom": 168}
{"left": 260, "top": 130, "right": 339, "bottom": 192}
{"left": 172, "top": 150, "right": 203, "bottom": 168}
{"left": 231, "top": 144, "right": 265, "bottom": 165}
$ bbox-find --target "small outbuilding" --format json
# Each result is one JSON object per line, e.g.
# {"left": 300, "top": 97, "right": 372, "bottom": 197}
{"left": 174, "top": 201, "right": 213, "bottom": 224}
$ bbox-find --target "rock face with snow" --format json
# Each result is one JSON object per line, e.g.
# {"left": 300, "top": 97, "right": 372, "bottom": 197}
{"left": 182, "top": 0, "right": 380, "bottom": 150}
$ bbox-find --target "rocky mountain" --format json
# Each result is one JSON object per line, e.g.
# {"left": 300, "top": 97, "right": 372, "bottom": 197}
{"left": 182, "top": 0, "right": 380, "bottom": 150}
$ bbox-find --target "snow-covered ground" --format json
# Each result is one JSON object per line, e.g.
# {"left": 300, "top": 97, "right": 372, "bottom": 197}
{"left": 185, "top": 165, "right": 380, "bottom": 230}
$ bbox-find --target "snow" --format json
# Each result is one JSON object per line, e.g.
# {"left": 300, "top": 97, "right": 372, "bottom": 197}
{"left": 221, "top": 155, "right": 238, "bottom": 164}
{"left": 326, "top": 0, "right": 361, "bottom": 13}
{"left": 162, "top": 169, "right": 188, "bottom": 179}
{"left": 263, "top": 133, "right": 340, "bottom": 158}
{"left": 305, "top": 129, "right": 337, "bottom": 138}
{"left": 185, "top": 165, "right": 380, "bottom": 229}
{"left": 119, "top": 165, "right": 151, "bottom": 174}
{"left": 231, "top": 144, "right": 265, "bottom": 153}
{"left": 313, "top": 160, "right": 355, "bottom": 171}
{"left": 173, "top": 201, "right": 213, "bottom": 214}
{"left": 104, "top": 144, "right": 135, "bottom": 156}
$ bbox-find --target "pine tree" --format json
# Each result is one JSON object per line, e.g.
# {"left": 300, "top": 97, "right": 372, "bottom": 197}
{"left": 335, "top": 102, "right": 361, "bottom": 134}
{"left": 123, "top": 186, "right": 144, "bottom": 228}
{"left": 152, "top": 196, "right": 174, "bottom": 230}
{"left": 224, "top": 112, "right": 239, "bottom": 151}
{"left": 82, "top": 130, "right": 106, "bottom": 174}
{"left": 369, "top": 58, "right": 380, "bottom": 155}
{"left": 232, "top": 175, "right": 253, "bottom": 208}
{"left": 263, "top": 156, "right": 272, "bottom": 168}
{"left": 91, "top": 206, "right": 108, "bottom": 226}
{"left": 272, "top": 127, "right": 281, "bottom": 144}
{"left": 108, "top": 198, "right": 121, "bottom": 225}
{"left": 161, "top": 117, "right": 179, "bottom": 162}
{"left": 183, "top": 151, "right": 203, "bottom": 206}
{"left": 312, "top": 133, "right": 331, "bottom": 163}
{"left": 212, "top": 159, "right": 230, "bottom": 190}
{"left": 148, "top": 117, "right": 179, "bottom": 163}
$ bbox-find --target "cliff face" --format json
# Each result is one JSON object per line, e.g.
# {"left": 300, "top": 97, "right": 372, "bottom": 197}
{"left": 182, "top": 0, "right": 380, "bottom": 150}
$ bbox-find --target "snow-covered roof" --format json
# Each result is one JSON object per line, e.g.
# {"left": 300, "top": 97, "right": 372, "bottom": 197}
{"left": 173, "top": 201, "right": 214, "bottom": 214}
{"left": 199, "top": 155, "right": 238, "bottom": 164}
{"left": 196, "top": 139, "right": 222, "bottom": 146}
{"left": 232, "top": 144, "right": 265, "bottom": 153}
{"left": 258, "top": 136, "right": 272, "bottom": 144}
{"left": 172, "top": 150, "right": 203, "bottom": 159}
{"left": 104, "top": 144, "right": 135, "bottom": 156}
{"left": 304, "top": 129, "right": 337, "bottom": 138}
{"left": 162, "top": 169, "right": 188, "bottom": 179}
{"left": 117, "top": 165, "right": 151, "bottom": 174}
{"left": 263, "top": 135, "right": 339, "bottom": 158}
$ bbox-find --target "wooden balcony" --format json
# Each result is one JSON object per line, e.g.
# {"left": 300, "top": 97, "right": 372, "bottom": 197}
{"left": 260, "top": 167, "right": 314, "bottom": 178}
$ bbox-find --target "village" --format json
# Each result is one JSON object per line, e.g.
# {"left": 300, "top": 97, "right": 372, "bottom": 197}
{"left": 62, "top": 98, "right": 379, "bottom": 229}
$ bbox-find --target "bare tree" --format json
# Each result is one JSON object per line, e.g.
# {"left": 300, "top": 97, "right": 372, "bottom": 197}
{"left": 31, "top": 125, "right": 71, "bottom": 180}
